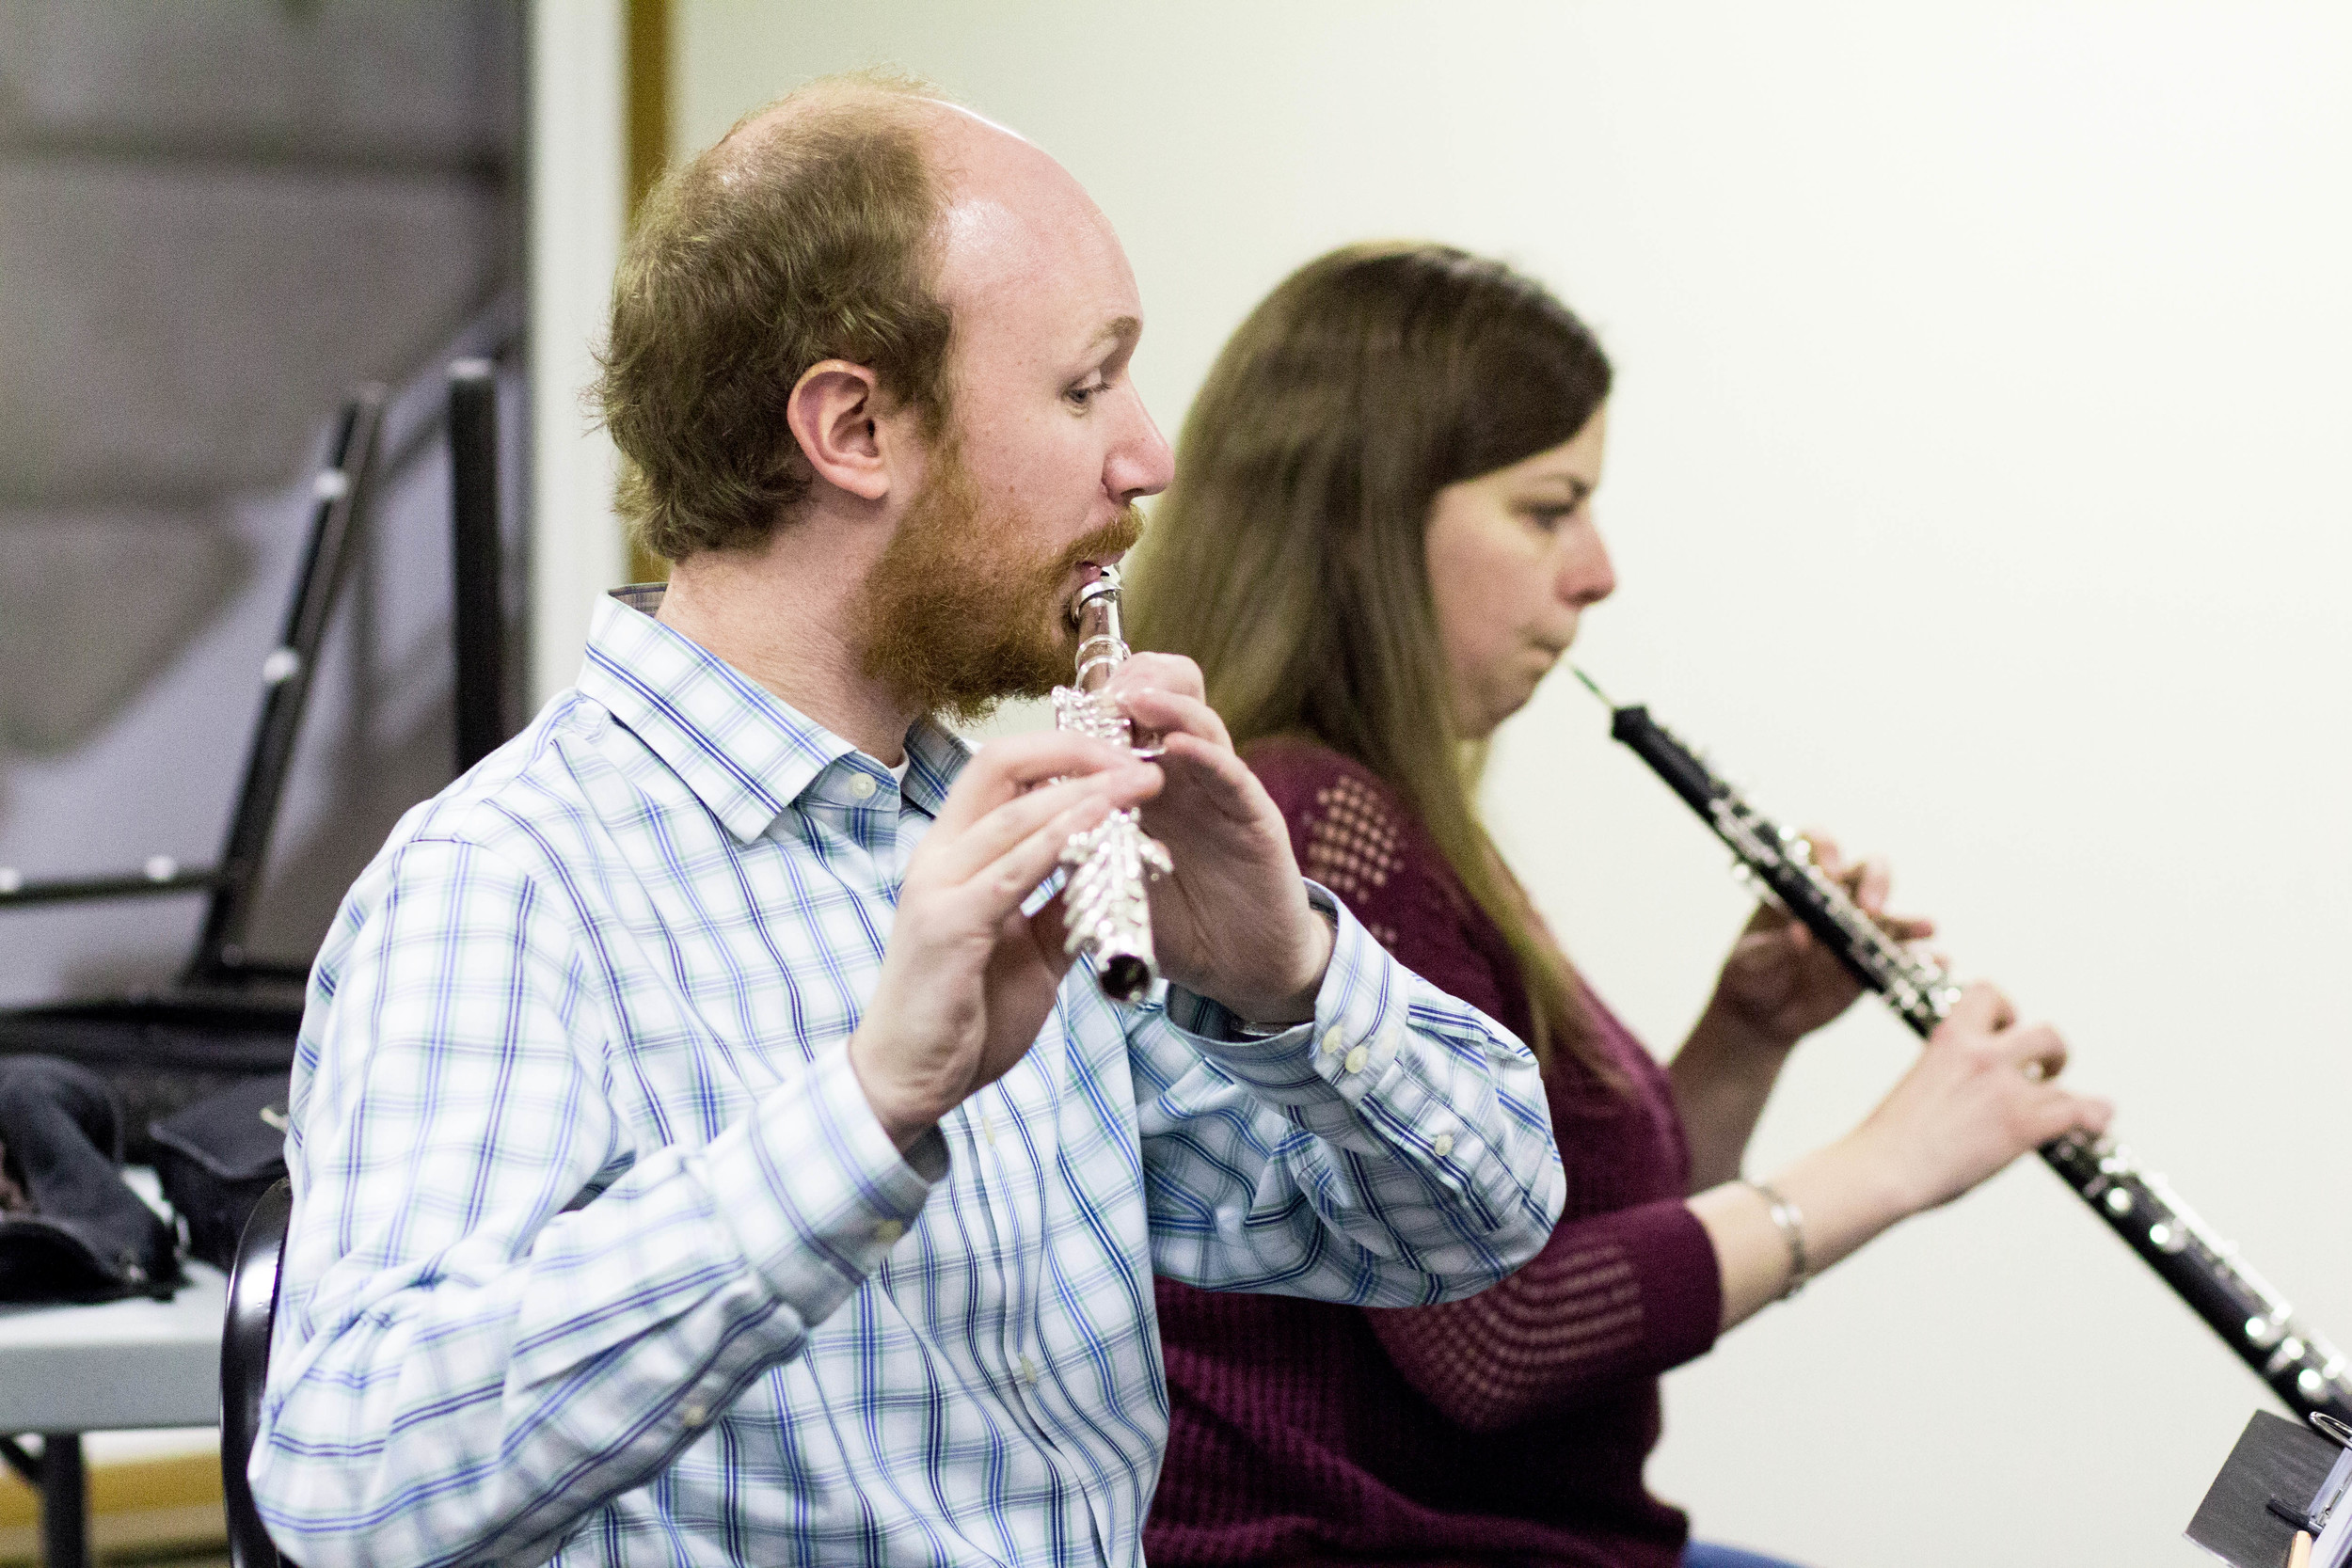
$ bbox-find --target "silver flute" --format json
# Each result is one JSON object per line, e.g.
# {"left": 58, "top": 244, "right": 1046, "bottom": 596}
{"left": 1051, "top": 567, "right": 1171, "bottom": 1002}
{"left": 1574, "top": 667, "right": 2352, "bottom": 1426}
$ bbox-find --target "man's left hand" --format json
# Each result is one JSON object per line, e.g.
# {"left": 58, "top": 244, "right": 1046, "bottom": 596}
{"left": 1097, "top": 654, "right": 1332, "bottom": 1026}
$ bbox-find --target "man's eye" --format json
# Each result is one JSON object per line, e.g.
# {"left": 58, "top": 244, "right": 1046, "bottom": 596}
{"left": 1068, "top": 379, "right": 1111, "bottom": 408}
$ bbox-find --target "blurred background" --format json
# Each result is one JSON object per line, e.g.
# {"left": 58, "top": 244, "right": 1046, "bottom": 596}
{"left": 5, "top": 3, "right": 2348, "bottom": 1565}
{"left": 0, "top": 0, "right": 527, "bottom": 1008}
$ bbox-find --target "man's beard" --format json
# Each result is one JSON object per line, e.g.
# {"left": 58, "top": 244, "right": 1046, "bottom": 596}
{"left": 855, "top": 436, "right": 1145, "bottom": 723}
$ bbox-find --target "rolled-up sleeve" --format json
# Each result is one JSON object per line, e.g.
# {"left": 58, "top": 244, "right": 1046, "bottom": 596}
{"left": 1134, "top": 882, "right": 1565, "bottom": 1307}
{"left": 251, "top": 836, "right": 940, "bottom": 1568}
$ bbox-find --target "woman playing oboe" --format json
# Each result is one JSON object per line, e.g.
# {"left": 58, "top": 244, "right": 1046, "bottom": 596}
{"left": 1127, "top": 243, "right": 2110, "bottom": 1568}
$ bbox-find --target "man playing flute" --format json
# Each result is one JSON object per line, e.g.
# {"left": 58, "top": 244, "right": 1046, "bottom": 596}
{"left": 248, "top": 75, "right": 1564, "bottom": 1568}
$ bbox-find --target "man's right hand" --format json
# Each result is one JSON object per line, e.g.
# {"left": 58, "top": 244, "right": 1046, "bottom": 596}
{"left": 848, "top": 732, "right": 1162, "bottom": 1150}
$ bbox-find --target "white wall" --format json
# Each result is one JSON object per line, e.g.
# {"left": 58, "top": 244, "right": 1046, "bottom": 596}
{"left": 667, "top": 5, "right": 2352, "bottom": 1563}
{"left": 527, "top": 0, "right": 629, "bottom": 705}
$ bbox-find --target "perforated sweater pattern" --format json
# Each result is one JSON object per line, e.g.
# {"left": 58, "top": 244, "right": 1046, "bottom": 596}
{"left": 1149, "top": 739, "right": 1724, "bottom": 1568}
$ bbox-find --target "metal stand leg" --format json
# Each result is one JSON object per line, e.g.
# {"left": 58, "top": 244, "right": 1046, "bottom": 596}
{"left": 39, "top": 1434, "right": 87, "bottom": 1568}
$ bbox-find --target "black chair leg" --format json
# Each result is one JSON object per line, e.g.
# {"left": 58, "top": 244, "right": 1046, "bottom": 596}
{"left": 2, "top": 1434, "right": 91, "bottom": 1568}
{"left": 222, "top": 1178, "right": 293, "bottom": 1568}
{"left": 39, "top": 1434, "right": 87, "bottom": 1568}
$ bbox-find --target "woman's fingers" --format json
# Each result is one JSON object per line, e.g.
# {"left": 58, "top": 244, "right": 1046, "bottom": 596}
{"left": 1941, "top": 980, "right": 2017, "bottom": 1036}
{"left": 1803, "top": 830, "right": 1844, "bottom": 878}
{"left": 1851, "top": 854, "right": 1892, "bottom": 914}
{"left": 2039, "top": 1089, "right": 2114, "bottom": 1142}
{"left": 1994, "top": 1020, "right": 2069, "bottom": 1080}
{"left": 1805, "top": 840, "right": 1931, "bottom": 936}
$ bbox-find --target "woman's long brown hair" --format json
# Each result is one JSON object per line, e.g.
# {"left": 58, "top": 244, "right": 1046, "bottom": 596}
{"left": 1127, "top": 243, "right": 1615, "bottom": 1081}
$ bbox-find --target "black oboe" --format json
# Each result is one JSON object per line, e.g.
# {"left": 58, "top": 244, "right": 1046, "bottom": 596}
{"left": 1573, "top": 668, "right": 2352, "bottom": 1425}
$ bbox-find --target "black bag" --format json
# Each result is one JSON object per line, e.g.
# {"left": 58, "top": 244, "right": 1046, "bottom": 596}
{"left": 0, "top": 1054, "right": 183, "bottom": 1302}
{"left": 148, "top": 1072, "right": 291, "bottom": 1270}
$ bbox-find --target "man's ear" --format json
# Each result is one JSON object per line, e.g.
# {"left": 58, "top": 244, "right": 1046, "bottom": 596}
{"left": 786, "top": 359, "right": 897, "bottom": 502}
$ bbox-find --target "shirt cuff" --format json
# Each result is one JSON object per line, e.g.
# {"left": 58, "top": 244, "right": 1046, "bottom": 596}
{"left": 704, "top": 1044, "right": 943, "bottom": 1318}
{"left": 1162, "top": 881, "right": 1408, "bottom": 1120}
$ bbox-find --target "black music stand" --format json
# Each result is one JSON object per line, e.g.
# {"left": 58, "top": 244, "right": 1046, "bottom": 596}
{"left": 0, "top": 356, "right": 522, "bottom": 1146}
{"left": 447, "top": 357, "right": 509, "bottom": 774}
{"left": 0, "top": 389, "right": 388, "bottom": 1146}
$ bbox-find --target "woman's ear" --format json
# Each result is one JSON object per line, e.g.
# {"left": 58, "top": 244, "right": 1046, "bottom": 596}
{"left": 786, "top": 359, "right": 894, "bottom": 501}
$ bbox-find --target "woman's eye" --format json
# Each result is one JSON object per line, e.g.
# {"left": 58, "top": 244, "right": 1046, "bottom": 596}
{"left": 1068, "top": 378, "right": 1111, "bottom": 408}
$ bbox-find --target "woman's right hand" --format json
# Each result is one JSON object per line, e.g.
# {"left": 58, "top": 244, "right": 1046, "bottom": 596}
{"left": 1694, "top": 979, "right": 2113, "bottom": 1329}
{"left": 1842, "top": 980, "right": 2112, "bottom": 1217}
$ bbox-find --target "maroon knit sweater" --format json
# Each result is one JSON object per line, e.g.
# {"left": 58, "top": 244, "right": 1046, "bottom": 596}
{"left": 1148, "top": 739, "right": 1724, "bottom": 1568}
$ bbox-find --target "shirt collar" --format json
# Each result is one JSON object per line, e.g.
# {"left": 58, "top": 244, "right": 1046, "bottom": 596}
{"left": 580, "top": 585, "right": 969, "bottom": 842}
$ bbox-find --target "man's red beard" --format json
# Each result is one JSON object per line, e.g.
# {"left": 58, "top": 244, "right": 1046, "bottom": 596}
{"left": 856, "top": 434, "right": 1145, "bottom": 722}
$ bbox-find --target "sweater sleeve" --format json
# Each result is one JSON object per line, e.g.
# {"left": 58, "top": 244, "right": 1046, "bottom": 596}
{"left": 1251, "top": 742, "right": 1724, "bottom": 1433}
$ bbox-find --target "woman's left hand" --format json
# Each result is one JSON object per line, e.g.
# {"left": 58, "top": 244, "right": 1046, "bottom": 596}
{"left": 1708, "top": 833, "right": 1933, "bottom": 1049}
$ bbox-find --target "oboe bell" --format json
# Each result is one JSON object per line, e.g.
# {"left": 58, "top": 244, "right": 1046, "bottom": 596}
{"left": 1052, "top": 566, "right": 1172, "bottom": 1003}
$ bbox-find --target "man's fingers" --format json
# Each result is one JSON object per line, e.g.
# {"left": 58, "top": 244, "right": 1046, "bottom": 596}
{"left": 933, "top": 731, "right": 1143, "bottom": 834}
{"left": 926, "top": 766, "right": 1158, "bottom": 886}
{"left": 966, "top": 793, "right": 1127, "bottom": 928}
{"left": 1113, "top": 685, "right": 1234, "bottom": 758}
{"left": 1147, "top": 730, "right": 1265, "bottom": 823}
{"left": 1024, "top": 864, "right": 1073, "bottom": 967}
{"left": 1104, "top": 651, "right": 1206, "bottom": 705}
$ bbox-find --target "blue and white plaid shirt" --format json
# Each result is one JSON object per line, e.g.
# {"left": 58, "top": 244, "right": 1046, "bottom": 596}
{"left": 254, "top": 589, "right": 1564, "bottom": 1568}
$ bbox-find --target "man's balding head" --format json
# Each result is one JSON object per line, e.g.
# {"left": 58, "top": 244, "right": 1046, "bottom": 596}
{"left": 597, "top": 71, "right": 1161, "bottom": 581}
{"left": 597, "top": 73, "right": 967, "bottom": 562}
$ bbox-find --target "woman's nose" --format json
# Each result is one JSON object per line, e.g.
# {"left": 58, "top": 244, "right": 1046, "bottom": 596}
{"left": 1558, "top": 523, "right": 1616, "bottom": 608}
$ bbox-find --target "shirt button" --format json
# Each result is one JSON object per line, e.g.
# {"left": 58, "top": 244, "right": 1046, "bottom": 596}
{"left": 1320, "top": 1027, "right": 1343, "bottom": 1054}
{"left": 680, "top": 1401, "right": 708, "bottom": 1427}
{"left": 1343, "top": 1045, "right": 1369, "bottom": 1074}
{"left": 1019, "top": 1354, "right": 1040, "bottom": 1386}
{"left": 1431, "top": 1132, "right": 1454, "bottom": 1158}
{"left": 849, "top": 773, "right": 878, "bottom": 800}
{"left": 873, "top": 1218, "right": 905, "bottom": 1246}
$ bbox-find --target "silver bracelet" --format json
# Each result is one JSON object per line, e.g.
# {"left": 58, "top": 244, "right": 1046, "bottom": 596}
{"left": 1744, "top": 1178, "right": 1810, "bottom": 1301}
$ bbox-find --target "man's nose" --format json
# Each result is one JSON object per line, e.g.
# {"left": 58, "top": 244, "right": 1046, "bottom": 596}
{"left": 1108, "top": 389, "right": 1174, "bottom": 503}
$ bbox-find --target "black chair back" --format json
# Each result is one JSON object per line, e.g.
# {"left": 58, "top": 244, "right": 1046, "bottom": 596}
{"left": 221, "top": 1178, "right": 293, "bottom": 1568}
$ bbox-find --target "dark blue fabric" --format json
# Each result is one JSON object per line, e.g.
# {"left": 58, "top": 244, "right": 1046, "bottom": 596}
{"left": 1684, "top": 1542, "right": 1809, "bottom": 1568}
